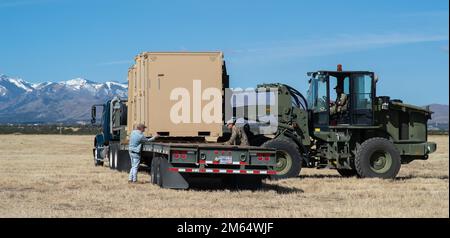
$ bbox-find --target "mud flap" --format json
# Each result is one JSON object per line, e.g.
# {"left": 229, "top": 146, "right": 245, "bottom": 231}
{"left": 117, "top": 150, "right": 131, "bottom": 172}
{"left": 159, "top": 158, "right": 189, "bottom": 189}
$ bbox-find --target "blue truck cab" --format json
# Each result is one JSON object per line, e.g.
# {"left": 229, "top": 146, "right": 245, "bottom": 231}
{"left": 91, "top": 98, "right": 123, "bottom": 166}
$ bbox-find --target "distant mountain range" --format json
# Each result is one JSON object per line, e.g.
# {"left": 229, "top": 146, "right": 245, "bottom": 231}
{"left": 0, "top": 74, "right": 448, "bottom": 126}
{"left": 0, "top": 74, "right": 127, "bottom": 124}
{"left": 427, "top": 104, "right": 449, "bottom": 131}
{"left": 427, "top": 104, "right": 448, "bottom": 124}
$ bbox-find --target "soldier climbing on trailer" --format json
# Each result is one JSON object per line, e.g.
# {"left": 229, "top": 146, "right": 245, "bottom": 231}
{"left": 223, "top": 118, "right": 249, "bottom": 146}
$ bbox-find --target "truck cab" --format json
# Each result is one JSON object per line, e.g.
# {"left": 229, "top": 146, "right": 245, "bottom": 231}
{"left": 91, "top": 97, "right": 127, "bottom": 166}
{"left": 307, "top": 69, "right": 376, "bottom": 130}
{"left": 305, "top": 66, "right": 436, "bottom": 177}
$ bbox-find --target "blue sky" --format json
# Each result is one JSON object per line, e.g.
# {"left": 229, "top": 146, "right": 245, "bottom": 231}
{"left": 0, "top": 0, "right": 448, "bottom": 105}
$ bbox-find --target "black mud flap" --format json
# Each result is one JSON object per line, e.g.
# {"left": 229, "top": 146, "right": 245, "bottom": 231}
{"left": 159, "top": 158, "right": 189, "bottom": 189}
{"left": 117, "top": 150, "right": 131, "bottom": 172}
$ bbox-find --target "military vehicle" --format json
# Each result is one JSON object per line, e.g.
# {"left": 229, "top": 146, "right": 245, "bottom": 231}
{"left": 91, "top": 52, "right": 436, "bottom": 189}
{"left": 245, "top": 65, "right": 437, "bottom": 179}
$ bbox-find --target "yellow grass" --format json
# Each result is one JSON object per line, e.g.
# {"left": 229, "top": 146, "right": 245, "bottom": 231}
{"left": 0, "top": 135, "right": 448, "bottom": 217}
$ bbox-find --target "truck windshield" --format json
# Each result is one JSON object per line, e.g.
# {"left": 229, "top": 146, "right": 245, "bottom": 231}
{"left": 307, "top": 75, "right": 328, "bottom": 113}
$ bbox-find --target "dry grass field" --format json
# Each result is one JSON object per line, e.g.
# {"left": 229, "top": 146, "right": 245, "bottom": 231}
{"left": 0, "top": 134, "right": 448, "bottom": 218}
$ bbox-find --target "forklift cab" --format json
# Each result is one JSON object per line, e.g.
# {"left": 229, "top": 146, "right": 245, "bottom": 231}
{"left": 307, "top": 66, "right": 376, "bottom": 131}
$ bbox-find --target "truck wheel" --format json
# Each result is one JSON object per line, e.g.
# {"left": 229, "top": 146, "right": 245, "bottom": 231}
{"left": 109, "top": 147, "right": 115, "bottom": 169}
{"left": 355, "top": 138, "right": 401, "bottom": 179}
{"left": 262, "top": 138, "right": 302, "bottom": 180}
{"left": 150, "top": 157, "right": 162, "bottom": 187}
{"left": 337, "top": 169, "right": 357, "bottom": 177}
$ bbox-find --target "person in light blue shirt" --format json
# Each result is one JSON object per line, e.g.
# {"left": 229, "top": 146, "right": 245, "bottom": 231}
{"left": 128, "top": 123, "right": 159, "bottom": 183}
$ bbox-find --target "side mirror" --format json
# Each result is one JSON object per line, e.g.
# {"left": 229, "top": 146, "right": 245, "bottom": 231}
{"left": 374, "top": 74, "right": 379, "bottom": 83}
{"left": 91, "top": 106, "right": 96, "bottom": 124}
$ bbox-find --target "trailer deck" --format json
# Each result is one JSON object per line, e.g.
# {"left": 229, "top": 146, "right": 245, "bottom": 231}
{"left": 118, "top": 141, "right": 278, "bottom": 175}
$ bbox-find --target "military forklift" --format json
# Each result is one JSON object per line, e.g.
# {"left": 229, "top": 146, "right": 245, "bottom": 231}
{"left": 245, "top": 65, "right": 437, "bottom": 179}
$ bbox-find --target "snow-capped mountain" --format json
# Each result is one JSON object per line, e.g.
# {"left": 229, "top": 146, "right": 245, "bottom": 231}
{"left": 0, "top": 75, "right": 34, "bottom": 97}
{"left": 0, "top": 74, "right": 128, "bottom": 123}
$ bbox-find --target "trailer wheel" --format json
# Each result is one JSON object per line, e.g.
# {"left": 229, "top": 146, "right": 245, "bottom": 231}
{"left": 262, "top": 138, "right": 302, "bottom": 180}
{"left": 337, "top": 169, "right": 357, "bottom": 177}
{"left": 355, "top": 138, "right": 401, "bottom": 179}
{"left": 150, "top": 157, "right": 162, "bottom": 187}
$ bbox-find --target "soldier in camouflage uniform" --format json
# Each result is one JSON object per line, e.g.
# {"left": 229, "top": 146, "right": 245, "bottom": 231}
{"left": 330, "top": 85, "right": 348, "bottom": 116}
{"left": 224, "top": 118, "right": 249, "bottom": 146}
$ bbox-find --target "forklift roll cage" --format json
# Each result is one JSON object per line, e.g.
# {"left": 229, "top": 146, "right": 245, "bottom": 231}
{"left": 307, "top": 70, "right": 377, "bottom": 131}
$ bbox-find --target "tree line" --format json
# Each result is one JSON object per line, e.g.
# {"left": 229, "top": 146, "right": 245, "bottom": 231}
{"left": 0, "top": 124, "right": 101, "bottom": 135}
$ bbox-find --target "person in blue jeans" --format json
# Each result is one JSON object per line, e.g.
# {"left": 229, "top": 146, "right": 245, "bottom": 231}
{"left": 128, "top": 123, "right": 159, "bottom": 184}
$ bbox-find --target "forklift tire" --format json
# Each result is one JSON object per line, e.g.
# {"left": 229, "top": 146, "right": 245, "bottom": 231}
{"left": 262, "top": 138, "right": 302, "bottom": 180}
{"left": 355, "top": 138, "right": 401, "bottom": 179}
{"left": 337, "top": 169, "right": 357, "bottom": 177}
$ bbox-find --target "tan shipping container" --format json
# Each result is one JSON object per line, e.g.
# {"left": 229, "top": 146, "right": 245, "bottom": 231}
{"left": 127, "top": 52, "right": 228, "bottom": 138}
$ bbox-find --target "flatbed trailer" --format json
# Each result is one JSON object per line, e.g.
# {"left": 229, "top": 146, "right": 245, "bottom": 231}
{"left": 99, "top": 139, "right": 278, "bottom": 189}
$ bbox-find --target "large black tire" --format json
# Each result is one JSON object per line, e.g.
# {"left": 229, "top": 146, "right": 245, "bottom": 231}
{"left": 337, "top": 168, "right": 357, "bottom": 177}
{"left": 150, "top": 157, "right": 162, "bottom": 187}
{"left": 355, "top": 138, "right": 401, "bottom": 179}
{"left": 262, "top": 138, "right": 302, "bottom": 180}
